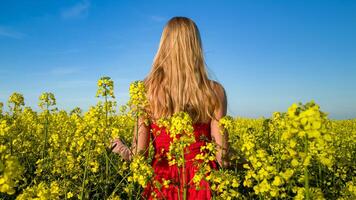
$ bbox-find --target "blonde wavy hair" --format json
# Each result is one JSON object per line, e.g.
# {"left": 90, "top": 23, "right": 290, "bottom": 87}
{"left": 143, "top": 16, "right": 222, "bottom": 124}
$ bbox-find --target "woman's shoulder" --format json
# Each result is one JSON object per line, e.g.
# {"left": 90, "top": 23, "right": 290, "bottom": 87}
{"left": 209, "top": 80, "right": 226, "bottom": 98}
{"left": 209, "top": 80, "right": 227, "bottom": 117}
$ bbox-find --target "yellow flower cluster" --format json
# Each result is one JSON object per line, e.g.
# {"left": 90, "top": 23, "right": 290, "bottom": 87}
{"left": 193, "top": 142, "right": 217, "bottom": 186}
{"left": 0, "top": 145, "right": 24, "bottom": 195}
{"left": 38, "top": 92, "right": 56, "bottom": 110}
{"left": 0, "top": 102, "right": 4, "bottom": 115}
{"left": 207, "top": 170, "right": 240, "bottom": 199}
{"left": 16, "top": 181, "right": 61, "bottom": 200}
{"left": 156, "top": 112, "right": 195, "bottom": 167}
{"left": 292, "top": 186, "right": 325, "bottom": 200}
{"left": 8, "top": 92, "right": 25, "bottom": 113}
{"left": 127, "top": 154, "right": 154, "bottom": 188}
{"left": 128, "top": 80, "right": 149, "bottom": 118}
{"left": 193, "top": 140, "right": 241, "bottom": 199}
{"left": 218, "top": 115, "right": 234, "bottom": 135}
{"left": 283, "top": 101, "right": 335, "bottom": 170}
{"left": 96, "top": 76, "right": 115, "bottom": 98}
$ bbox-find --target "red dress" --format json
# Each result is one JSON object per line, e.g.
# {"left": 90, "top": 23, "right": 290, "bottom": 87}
{"left": 142, "top": 122, "right": 218, "bottom": 200}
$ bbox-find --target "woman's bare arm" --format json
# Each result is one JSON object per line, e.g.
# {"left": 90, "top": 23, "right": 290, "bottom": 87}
{"left": 111, "top": 115, "right": 150, "bottom": 161}
{"left": 131, "top": 116, "right": 151, "bottom": 157}
{"left": 210, "top": 81, "right": 230, "bottom": 168}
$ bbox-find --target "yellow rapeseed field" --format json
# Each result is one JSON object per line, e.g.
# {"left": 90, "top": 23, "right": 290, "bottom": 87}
{"left": 0, "top": 77, "right": 355, "bottom": 199}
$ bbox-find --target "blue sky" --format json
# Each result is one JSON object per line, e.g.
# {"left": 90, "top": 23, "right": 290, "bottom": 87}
{"left": 0, "top": 0, "right": 355, "bottom": 119}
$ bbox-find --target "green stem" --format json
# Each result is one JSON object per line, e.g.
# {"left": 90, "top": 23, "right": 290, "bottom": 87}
{"left": 135, "top": 186, "right": 141, "bottom": 200}
{"left": 318, "top": 165, "right": 321, "bottom": 187}
{"left": 104, "top": 151, "right": 120, "bottom": 173}
{"left": 43, "top": 109, "right": 49, "bottom": 161}
{"left": 277, "top": 130, "right": 282, "bottom": 172}
{"left": 10, "top": 133, "right": 13, "bottom": 156}
{"left": 221, "top": 128, "right": 226, "bottom": 168}
{"left": 176, "top": 157, "right": 181, "bottom": 200}
{"left": 80, "top": 140, "right": 91, "bottom": 199}
{"left": 110, "top": 169, "right": 132, "bottom": 196}
{"left": 131, "top": 110, "right": 137, "bottom": 200}
{"left": 304, "top": 134, "right": 310, "bottom": 200}
{"left": 129, "top": 183, "right": 134, "bottom": 200}
{"left": 177, "top": 183, "right": 181, "bottom": 200}
{"left": 64, "top": 163, "right": 68, "bottom": 200}
{"left": 105, "top": 95, "right": 109, "bottom": 199}
{"left": 135, "top": 115, "right": 139, "bottom": 154}
{"left": 182, "top": 147, "right": 187, "bottom": 200}
{"left": 9, "top": 114, "right": 14, "bottom": 156}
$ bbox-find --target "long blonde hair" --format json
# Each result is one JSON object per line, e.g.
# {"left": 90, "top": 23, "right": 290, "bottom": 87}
{"left": 143, "top": 16, "right": 221, "bottom": 124}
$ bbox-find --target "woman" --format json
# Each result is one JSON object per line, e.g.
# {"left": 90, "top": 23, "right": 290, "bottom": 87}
{"left": 110, "top": 16, "right": 230, "bottom": 199}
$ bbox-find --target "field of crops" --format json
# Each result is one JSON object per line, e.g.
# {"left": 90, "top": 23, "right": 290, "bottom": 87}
{"left": 0, "top": 77, "right": 355, "bottom": 200}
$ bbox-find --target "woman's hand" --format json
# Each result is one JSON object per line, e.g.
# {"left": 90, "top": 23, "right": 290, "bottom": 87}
{"left": 216, "top": 159, "right": 230, "bottom": 169}
{"left": 216, "top": 149, "right": 231, "bottom": 169}
{"left": 109, "top": 138, "right": 123, "bottom": 153}
{"left": 109, "top": 138, "right": 132, "bottom": 161}
{"left": 216, "top": 147, "right": 252, "bottom": 171}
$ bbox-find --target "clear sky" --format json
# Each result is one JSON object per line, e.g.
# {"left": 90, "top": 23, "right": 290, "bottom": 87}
{"left": 0, "top": 0, "right": 355, "bottom": 119}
